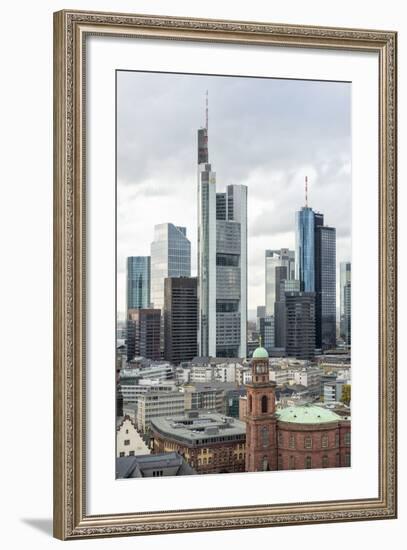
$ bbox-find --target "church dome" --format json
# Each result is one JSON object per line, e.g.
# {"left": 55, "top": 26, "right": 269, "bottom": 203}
{"left": 252, "top": 346, "right": 269, "bottom": 359}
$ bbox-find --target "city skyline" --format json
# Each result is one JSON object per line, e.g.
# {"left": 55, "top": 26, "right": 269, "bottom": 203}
{"left": 117, "top": 70, "right": 351, "bottom": 319}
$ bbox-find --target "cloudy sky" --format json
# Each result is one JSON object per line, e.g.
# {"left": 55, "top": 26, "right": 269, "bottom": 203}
{"left": 117, "top": 70, "right": 351, "bottom": 319}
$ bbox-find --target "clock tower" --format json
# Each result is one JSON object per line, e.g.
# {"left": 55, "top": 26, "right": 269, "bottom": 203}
{"left": 245, "top": 344, "right": 277, "bottom": 472}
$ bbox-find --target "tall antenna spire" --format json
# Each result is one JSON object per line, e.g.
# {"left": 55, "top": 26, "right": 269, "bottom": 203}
{"left": 305, "top": 175, "right": 308, "bottom": 207}
{"left": 205, "top": 90, "right": 208, "bottom": 131}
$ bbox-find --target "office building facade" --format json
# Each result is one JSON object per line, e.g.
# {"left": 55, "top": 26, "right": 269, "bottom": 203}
{"left": 127, "top": 308, "right": 161, "bottom": 361}
{"left": 126, "top": 256, "right": 151, "bottom": 310}
{"left": 295, "top": 208, "right": 316, "bottom": 292}
{"left": 197, "top": 125, "right": 247, "bottom": 358}
{"left": 265, "top": 249, "right": 295, "bottom": 316}
{"left": 340, "top": 262, "right": 352, "bottom": 345}
{"left": 296, "top": 203, "right": 336, "bottom": 350}
{"left": 150, "top": 223, "right": 191, "bottom": 312}
{"left": 315, "top": 225, "right": 336, "bottom": 349}
{"left": 274, "top": 278, "right": 301, "bottom": 348}
{"left": 164, "top": 277, "right": 198, "bottom": 364}
{"left": 285, "top": 291, "right": 316, "bottom": 360}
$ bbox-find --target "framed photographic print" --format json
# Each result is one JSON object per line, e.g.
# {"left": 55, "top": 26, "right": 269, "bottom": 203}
{"left": 53, "top": 10, "right": 397, "bottom": 540}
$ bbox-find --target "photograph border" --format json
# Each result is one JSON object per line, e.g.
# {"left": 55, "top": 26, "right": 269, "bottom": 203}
{"left": 53, "top": 9, "right": 397, "bottom": 540}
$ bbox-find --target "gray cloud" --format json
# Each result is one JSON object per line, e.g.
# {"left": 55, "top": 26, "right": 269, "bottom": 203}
{"left": 117, "top": 71, "right": 351, "bottom": 314}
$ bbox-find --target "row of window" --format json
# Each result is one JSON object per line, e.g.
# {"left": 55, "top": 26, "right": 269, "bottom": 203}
{"left": 278, "top": 432, "right": 351, "bottom": 449}
{"left": 275, "top": 453, "right": 351, "bottom": 469}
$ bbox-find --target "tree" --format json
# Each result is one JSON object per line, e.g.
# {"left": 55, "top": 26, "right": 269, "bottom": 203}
{"left": 341, "top": 384, "right": 351, "bottom": 406}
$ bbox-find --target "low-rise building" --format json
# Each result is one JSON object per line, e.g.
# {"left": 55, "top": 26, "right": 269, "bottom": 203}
{"left": 151, "top": 411, "right": 246, "bottom": 474}
{"left": 323, "top": 379, "right": 347, "bottom": 403}
{"left": 116, "top": 452, "right": 196, "bottom": 478}
{"left": 182, "top": 381, "right": 238, "bottom": 414}
{"left": 136, "top": 391, "right": 185, "bottom": 432}
{"left": 116, "top": 416, "right": 150, "bottom": 457}
{"left": 120, "top": 379, "right": 177, "bottom": 405}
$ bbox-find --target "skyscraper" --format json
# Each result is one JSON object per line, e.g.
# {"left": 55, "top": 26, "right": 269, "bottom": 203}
{"left": 197, "top": 124, "right": 217, "bottom": 357}
{"left": 256, "top": 305, "right": 266, "bottom": 332}
{"left": 164, "top": 277, "right": 198, "bottom": 364}
{"left": 340, "top": 262, "right": 351, "bottom": 346}
{"left": 285, "top": 291, "right": 316, "bottom": 361}
{"left": 127, "top": 308, "right": 161, "bottom": 361}
{"left": 295, "top": 181, "right": 336, "bottom": 350}
{"left": 265, "top": 249, "right": 295, "bottom": 316}
{"left": 197, "top": 107, "right": 247, "bottom": 358}
{"left": 150, "top": 223, "right": 191, "bottom": 312}
{"left": 316, "top": 225, "right": 336, "bottom": 349}
{"left": 216, "top": 184, "right": 248, "bottom": 358}
{"left": 126, "top": 256, "right": 151, "bottom": 310}
{"left": 274, "top": 277, "right": 301, "bottom": 348}
{"left": 295, "top": 207, "right": 316, "bottom": 292}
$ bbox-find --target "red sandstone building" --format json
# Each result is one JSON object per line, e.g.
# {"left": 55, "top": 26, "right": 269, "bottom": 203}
{"left": 245, "top": 345, "right": 351, "bottom": 472}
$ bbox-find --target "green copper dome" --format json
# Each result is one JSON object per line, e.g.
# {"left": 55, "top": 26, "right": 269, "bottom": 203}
{"left": 252, "top": 346, "right": 269, "bottom": 359}
{"left": 275, "top": 405, "right": 342, "bottom": 424}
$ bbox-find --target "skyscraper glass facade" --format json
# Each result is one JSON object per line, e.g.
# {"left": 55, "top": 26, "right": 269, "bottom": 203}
{"left": 318, "top": 226, "right": 336, "bottom": 349}
{"left": 126, "top": 256, "right": 151, "bottom": 310}
{"left": 150, "top": 224, "right": 191, "bottom": 312}
{"left": 265, "top": 249, "right": 295, "bottom": 316}
{"left": 295, "top": 207, "right": 315, "bottom": 292}
{"left": 340, "top": 262, "right": 351, "bottom": 345}
{"left": 197, "top": 127, "right": 247, "bottom": 358}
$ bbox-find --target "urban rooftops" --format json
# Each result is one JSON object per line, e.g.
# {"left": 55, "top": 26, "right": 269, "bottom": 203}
{"left": 150, "top": 410, "right": 246, "bottom": 446}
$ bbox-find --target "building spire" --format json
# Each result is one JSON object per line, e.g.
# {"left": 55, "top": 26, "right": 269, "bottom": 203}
{"left": 305, "top": 175, "right": 308, "bottom": 207}
{"left": 205, "top": 90, "right": 209, "bottom": 131}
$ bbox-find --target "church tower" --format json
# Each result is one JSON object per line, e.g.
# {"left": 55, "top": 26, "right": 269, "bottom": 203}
{"left": 245, "top": 344, "right": 277, "bottom": 472}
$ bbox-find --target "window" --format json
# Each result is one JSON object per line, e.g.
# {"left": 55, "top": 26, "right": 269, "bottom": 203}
{"left": 261, "top": 395, "right": 268, "bottom": 413}
{"left": 129, "top": 450, "right": 135, "bottom": 456}
{"left": 289, "top": 434, "right": 296, "bottom": 449}
{"left": 289, "top": 455, "right": 295, "bottom": 469}
{"left": 321, "top": 434, "right": 329, "bottom": 448}
{"left": 336, "top": 453, "right": 340, "bottom": 467}
{"left": 335, "top": 433, "right": 340, "bottom": 447}
{"left": 304, "top": 435, "right": 312, "bottom": 449}
{"left": 345, "top": 453, "right": 351, "bottom": 466}
{"left": 125, "top": 429, "right": 129, "bottom": 434}
{"left": 277, "top": 431, "right": 283, "bottom": 447}
{"left": 262, "top": 456, "right": 269, "bottom": 471}
{"left": 261, "top": 426, "right": 269, "bottom": 448}
{"left": 345, "top": 432, "right": 351, "bottom": 446}
{"left": 278, "top": 454, "right": 283, "bottom": 470}
{"left": 119, "top": 452, "right": 125, "bottom": 457}
{"left": 322, "top": 455, "right": 329, "bottom": 468}
{"left": 248, "top": 394, "right": 252, "bottom": 413}
{"left": 305, "top": 456, "right": 312, "bottom": 469}
{"left": 124, "top": 439, "right": 130, "bottom": 446}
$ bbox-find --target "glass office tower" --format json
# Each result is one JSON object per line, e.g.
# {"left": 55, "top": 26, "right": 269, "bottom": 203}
{"left": 317, "top": 226, "right": 336, "bottom": 349}
{"left": 150, "top": 223, "right": 191, "bottom": 312}
{"left": 126, "top": 256, "right": 151, "bottom": 310}
{"left": 340, "top": 261, "right": 351, "bottom": 345}
{"left": 265, "top": 249, "right": 295, "bottom": 316}
{"left": 197, "top": 125, "right": 247, "bottom": 358}
{"left": 295, "top": 207, "right": 316, "bottom": 292}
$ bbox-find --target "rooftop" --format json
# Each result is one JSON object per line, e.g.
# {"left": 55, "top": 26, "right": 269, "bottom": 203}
{"left": 150, "top": 411, "right": 246, "bottom": 445}
{"left": 276, "top": 404, "right": 343, "bottom": 424}
{"left": 116, "top": 452, "right": 195, "bottom": 478}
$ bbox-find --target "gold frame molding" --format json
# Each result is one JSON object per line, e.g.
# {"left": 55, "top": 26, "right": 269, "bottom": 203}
{"left": 53, "top": 9, "right": 397, "bottom": 540}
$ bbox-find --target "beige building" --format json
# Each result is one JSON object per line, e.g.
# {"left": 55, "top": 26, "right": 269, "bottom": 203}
{"left": 136, "top": 391, "right": 186, "bottom": 432}
{"left": 116, "top": 416, "right": 150, "bottom": 458}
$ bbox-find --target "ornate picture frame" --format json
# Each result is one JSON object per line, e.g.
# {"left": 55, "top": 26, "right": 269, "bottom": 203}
{"left": 53, "top": 9, "right": 397, "bottom": 540}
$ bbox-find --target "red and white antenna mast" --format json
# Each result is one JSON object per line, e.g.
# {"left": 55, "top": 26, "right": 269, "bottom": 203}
{"left": 305, "top": 175, "right": 308, "bottom": 207}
